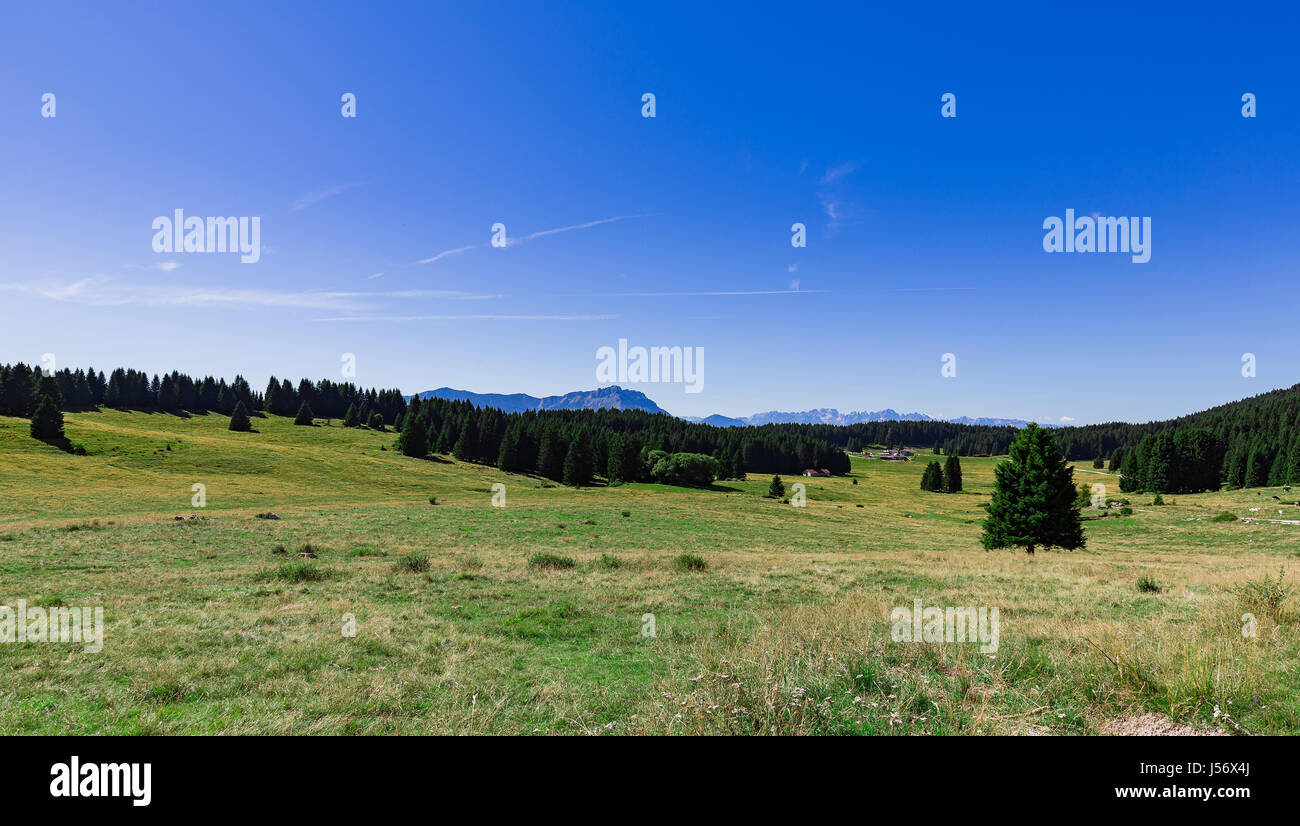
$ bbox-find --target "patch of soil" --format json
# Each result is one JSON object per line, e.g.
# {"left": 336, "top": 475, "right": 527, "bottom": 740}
{"left": 1101, "top": 713, "right": 1224, "bottom": 736}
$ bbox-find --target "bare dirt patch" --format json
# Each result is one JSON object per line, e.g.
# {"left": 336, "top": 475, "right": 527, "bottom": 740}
{"left": 1101, "top": 713, "right": 1224, "bottom": 736}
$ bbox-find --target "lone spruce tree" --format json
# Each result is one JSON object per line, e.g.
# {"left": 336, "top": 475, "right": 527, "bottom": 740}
{"left": 767, "top": 475, "right": 785, "bottom": 498}
{"left": 30, "top": 393, "right": 64, "bottom": 440}
{"left": 293, "top": 401, "right": 314, "bottom": 426}
{"left": 981, "top": 423, "right": 1084, "bottom": 554}
{"left": 943, "top": 455, "right": 963, "bottom": 493}
{"left": 228, "top": 400, "right": 252, "bottom": 432}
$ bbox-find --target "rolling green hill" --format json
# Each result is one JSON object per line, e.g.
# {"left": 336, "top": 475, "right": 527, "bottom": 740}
{"left": 1, "top": 409, "right": 1296, "bottom": 734}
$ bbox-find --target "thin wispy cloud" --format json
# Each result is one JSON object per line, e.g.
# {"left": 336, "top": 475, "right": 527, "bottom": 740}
{"left": 313, "top": 313, "right": 619, "bottom": 323}
{"left": 291, "top": 181, "right": 364, "bottom": 211}
{"left": 819, "top": 162, "right": 859, "bottom": 185}
{"left": 819, "top": 192, "right": 843, "bottom": 230}
{"left": 507, "top": 214, "right": 639, "bottom": 245}
{"left": 152, "top": 261, "right": 181, "bottom": 272}
{"left": 815, "top": 162, "right": 858, "bottom": 232}
{"left": 366, "top": 272, "right": 384, "bottom": 280}
{"left": 0, "top": 277, "right": 501, "bottom": 312}
{"left": 416, "top": 244, "right": 476, "bottom": 265}
{"left": 564, "top": 288, "right": 824, "bottom": 297}
{"left": 326, "top": 289, "right": 502, "bottom": 300}
{"left": 1, "top": 277, "right": 363, "bottom": 311}
{"left": 416, "top": 214, "right": 651, "bottom": 264}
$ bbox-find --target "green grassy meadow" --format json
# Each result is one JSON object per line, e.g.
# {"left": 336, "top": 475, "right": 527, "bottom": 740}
{"left": 1, "top": 409, "right": 1297, "bottom": 734}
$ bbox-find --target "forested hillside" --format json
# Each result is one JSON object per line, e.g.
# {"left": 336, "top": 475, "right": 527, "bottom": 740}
{"left": 0, "top": 362, "right": 851, "bottom": 482}
{"left": 751, "top": 384, "right": 1300, "bottom": 494}
{"left": 7, "top": 360, "right": 1298, "bottom": 493}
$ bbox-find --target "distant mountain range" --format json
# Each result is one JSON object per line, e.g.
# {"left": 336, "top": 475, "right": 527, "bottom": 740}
{"left": 412, "top": 385, "right": 668, "bottom": 414}
{"left": 687, "top": 409, "right": 1044, "bottom": 428}
{"left": 410, "top": 386, "right": 1047, "bottom": 428}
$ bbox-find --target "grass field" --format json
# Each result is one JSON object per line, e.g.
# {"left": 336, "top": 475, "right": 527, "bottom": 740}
{"left": 2, "top": 409, "right": 1297, "bottom": 734}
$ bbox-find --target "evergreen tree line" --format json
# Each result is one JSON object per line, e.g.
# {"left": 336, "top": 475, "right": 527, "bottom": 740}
{"left": 394, "top": 396, "right": 850, "bottom": 485}
{"left": 1112, "top": 428, "right": 1225, "bottom": 493}
{"left": 1072, "top": 383, "right": 1300, "bottom": 491}
{"left": 0, "top": 363, "right": 70, "bottom": 444}
{"left": 724, "top": 382, "right": 1300, "bottom": 492}
{"left": 1047, "top": 382, "right": 1300, "bottom": 481}
{"left": 16, "top": 362, "right": 1300, "bottom": 492}
{"left": 0, "top": 362, "right": 406, "bottom": 426}
{"left": 793, "top": 420, "right": 1023, "bottom": 457}
{"left": 2, "top": 362, "right": 851, "bottom": 483}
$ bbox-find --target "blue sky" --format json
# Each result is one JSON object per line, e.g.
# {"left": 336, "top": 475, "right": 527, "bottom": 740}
{"left": 2, "top": 2, "right": 1298, "bottom": 424}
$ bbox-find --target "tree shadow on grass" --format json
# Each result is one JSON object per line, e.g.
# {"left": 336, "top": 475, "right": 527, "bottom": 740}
{"left": 703, "top": 483, "right": 744, "bottom": 493}
{"left": 35, "top": 436, "right": 84, "bottom": 455}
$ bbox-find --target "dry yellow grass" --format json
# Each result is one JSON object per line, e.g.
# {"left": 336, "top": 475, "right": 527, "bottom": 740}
{"left": 0, "top": 410, "right": 1295, "bottom": 734}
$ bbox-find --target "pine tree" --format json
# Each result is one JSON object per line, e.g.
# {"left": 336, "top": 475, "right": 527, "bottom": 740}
{"left": 228, "top": 400, "right": 252, "bottom": 432}
{"left": 1223, "top": 444, "right": 1247, "bottom": 489}
{"left": 562, "top": 435, "right": 592, "bottom": 486}
{"left": 943, "top": 455, "right": 963, "bottom": 493}
{"left": 1287, "top": 439, "right": 1300, "bottom": 485}
{"left": 294, "top": 401, "right": 314, "bottom": 426}
{"left": 607, "top": 434, "right": 641, "bottom": 485}
{"left": 35, "top": 372, "right": 62, "bottom": 407}
{"left": 30, "top": 393, "right": 64, "bottom": 440}
{"left": 713, "top": 451, "right": 731, "bottom": 480}
{"left": 397, "top": 410, "right": 428, "bottom": 457}
{"left": 342, "top": 403, "right": 360, "bottom": 427}
{"left": 435, "top": 421, "right": 454, "bottom": 454}
{"left": 920, "top": 460, "right": 944, "bottom": 492}
{"left": 606, "top": 434, "right": 627, "bottom": 484}
{"left": 767, "top": 475, "right": 785, "bottom": 498}
{"left": 1, "top": 363, "right": 37, "bottom": 417}
{"left": 1245, "top": 447, "right": 1268, "bottom": 488}
{"left": 981, "top": 423, "right": 1084, "bottom": 554}
{"left": 730, "top": 449, "right": 746, "bottom": 481}
{"left": 263, "top": 377, "right": 282, "bottom": 416}
{"left": 453, "top": 418, "right": 479, "bottom": 463}
{"left": 497, "top": 425, "right": 520, "bottom": 472}
{"left": 1268, "top": 450, "right": 1287, "bottom": 486}
{"left": 368, "top": 411, "right": 385, "bottom": 430}
{"left": 538, "top": 429, "right": 567, "bottom": 481}
{"left": 1109, "top": 446, "right": 1127, "bottom": 473}
{"left": 1121, "top": 437, "right": 1150, "bottom": 492}
{"left": 216, "top": 384, "right": 234, "bottom": 415}
{"left": 1145, "top": 432, "right": 1176, "bottom": 493}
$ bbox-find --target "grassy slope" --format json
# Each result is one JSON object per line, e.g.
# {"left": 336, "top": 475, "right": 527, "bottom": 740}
{"left": 0, "top": 409, "right": 1296, "bottom": 734}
